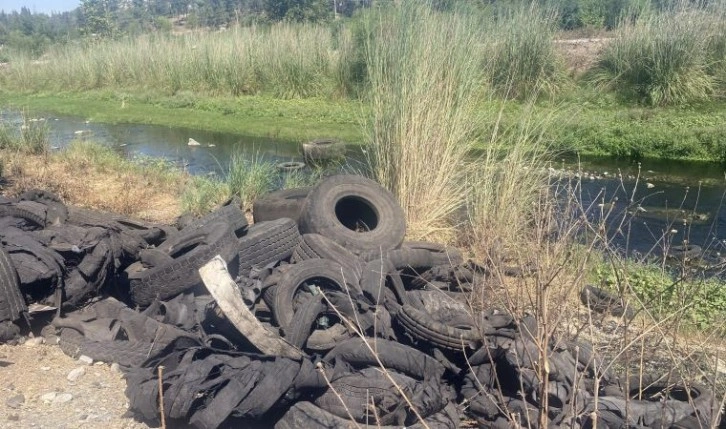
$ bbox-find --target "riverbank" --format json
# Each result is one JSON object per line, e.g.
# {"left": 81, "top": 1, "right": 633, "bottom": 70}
{"left": 3, "top": 90, "right": 726, "bottom": 162}
{"left": 0, "top": 90, "right": 363, "bottom": 144}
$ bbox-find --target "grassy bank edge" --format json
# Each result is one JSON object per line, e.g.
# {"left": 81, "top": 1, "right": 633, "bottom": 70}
{"left": 0, "top": 90, "right": 364, "bottom": 144}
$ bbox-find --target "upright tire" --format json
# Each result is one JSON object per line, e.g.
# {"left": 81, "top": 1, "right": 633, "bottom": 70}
{"left": 237, "top": 218, "right": 301, "bottom": 277}
{"left": 298, "top": 175, "right": 405, "bottom": 255}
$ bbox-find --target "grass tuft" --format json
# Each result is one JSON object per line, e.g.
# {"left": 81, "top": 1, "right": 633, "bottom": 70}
{"left": 590, "top": 5, "right": 720, "bottom": 106}
{"left": 226, "top": 151, "right": 277, "bottom": 210}
{"left": 484, "top": 3, "right": 566, "bottom": 99}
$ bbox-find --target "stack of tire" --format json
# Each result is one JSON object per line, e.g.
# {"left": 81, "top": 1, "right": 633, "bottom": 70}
{"left": 0, "top": 175, "right": 719, "bottom": 429}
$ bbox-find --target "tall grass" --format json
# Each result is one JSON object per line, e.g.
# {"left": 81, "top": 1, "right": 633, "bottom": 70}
{"left": 466, "top": 110, "right": 554, "bottom": 255}
{"left": 363, "top": 3, "right": 484, "bottom": 242}
{"left": 0, "top": 116, "right": 49, "bottom": 154}
{"left": 483, "top": 3, "right": 566, "bottom": 99}
{"left": 2, "top": 24, "right": 342, "bottom": 99}
{"left": 591, "top": 3, "right": 725, "bottom": 105}
{"left": 226, "top": 152, "right": 277, "bottom": 210}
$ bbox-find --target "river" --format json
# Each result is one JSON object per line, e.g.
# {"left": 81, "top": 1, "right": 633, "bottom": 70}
{"left": 2, "top": 111, "right": 725, "bottom": 260}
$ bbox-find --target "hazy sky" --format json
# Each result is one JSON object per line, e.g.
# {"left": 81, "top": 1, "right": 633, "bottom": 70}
{"left": 1, "top": 0, "right": 80, "bottom": 14}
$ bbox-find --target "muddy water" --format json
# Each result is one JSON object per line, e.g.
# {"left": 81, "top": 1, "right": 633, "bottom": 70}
{"left": 2, "top": 111, "right": 725, "bottom": 257}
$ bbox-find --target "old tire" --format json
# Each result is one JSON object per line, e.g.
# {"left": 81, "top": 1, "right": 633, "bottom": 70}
{"left": 180, "top": 197, "right": 247, "bottom": 237}
{"left": 580, "top": 285, "right": 635, "bottom": 320}
{"left": 252, "top": 187, "right": 311, "bottom": 223}
{"left": 127, "top": 222, "right": 238, "bottom": 307}
{"left": 267, "top": 259, "right": 361, "bottom": 333}
{"left": 397, "top": 303, "right": 481, "bottom": 351}
{"left": 299, "top": 175, "right": 405, "bottom": 255}
{"left": 291, "top": 233, "right": 363, "bottom": 279}
{"left": 237, "top": 218, "right": 301, "bottom": 277}
{"left": 301, "top": 138, "right": 346, "bottom": 163}
{"left": 0, "top": 243, "right": 26, "bottom": 322}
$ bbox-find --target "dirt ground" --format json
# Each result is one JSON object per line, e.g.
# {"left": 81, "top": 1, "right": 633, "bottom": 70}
{"left": 555, "top": 37, "right": 611, "bottom": 75}
{"left": 0, "top": 339, "right": 151, "bottom": 429}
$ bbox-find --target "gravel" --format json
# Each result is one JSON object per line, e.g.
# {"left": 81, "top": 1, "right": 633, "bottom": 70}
{"left": 0, "top": 342, "right": 149, "bottom": 429}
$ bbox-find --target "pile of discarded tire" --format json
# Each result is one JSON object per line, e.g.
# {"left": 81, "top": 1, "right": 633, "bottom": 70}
{"left": 0, "top": 175, "right": 721, "bottom": 428}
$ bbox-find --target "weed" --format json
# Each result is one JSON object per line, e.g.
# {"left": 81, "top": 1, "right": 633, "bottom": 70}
{"left": 181, "top": 175, "right": 229, "bottom": 217}
{"left": 226, "top": 151, "right": 277, "bottom": 210}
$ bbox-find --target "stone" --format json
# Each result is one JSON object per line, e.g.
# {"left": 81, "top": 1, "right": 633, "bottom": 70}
{"left": 53, "top": 393, "right": 73, "bottom": 404}
{"left": 77, "top": 355, "right": 93, "bottom": 365}
{"left": 110, "top": 363, "right": 121, "bottom": 374}
{"left": 40, "top": 366, "right": 51, "bottom": 371}
{"left": 40, "top": 392, "right": 57, "bottom": 402}
{"left": 6, "top": 394, "right": 25, "bottom": 409}
{"left": 24, "top": 337, "right": 44, "bottom": 347}
{"left": 7, "top": 414, "right": 19, "bottom": 421}
{"left": 67, "top": 367, "right": 86, "bottom": 382}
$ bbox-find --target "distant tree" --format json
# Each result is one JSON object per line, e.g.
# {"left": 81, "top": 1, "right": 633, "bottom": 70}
{"left": 263, "top": 0, "right": 332, "bottom": 22}
{"left": 80, "top": 0, "right": 118, "bottom": 37}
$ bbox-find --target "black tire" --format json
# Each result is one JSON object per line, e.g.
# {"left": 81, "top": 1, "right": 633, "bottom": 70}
{"left": 127, "top": 222, "right": 238, "bottom": 307}
{"left": 59, "top": 328, "right": 150, "bottom": 367}
{"left": 291, "top": 233, "right": 364, "bottom": 279}
{"left": 299, "top": 175, "right": 406, "bottom": 255}
{"left": 324, "top": 338, "right": 446, "bottom": 381}
{"left": 397, "top": 304, "right": 481, "bottom": 351}
{"left": 0, "top": 321, "right": 21, "bottom": 343}
{"left": 252, "top": 187, "right": 311, "bottom": 223}
{"left": 359, "top": 259, "right": 408, "bottom": 310}
{"left": 268, "top": 259, "right": 360, "bottom": 332}
{"left": 18, "top": 189, "right": 68, "bottom": 225}
{"left": 0, "top": 243, "right": 26, "bottom": 323}
{"left": 0, "top": 201, "right": 48, "bottom": 228}
{"left": 275, "top": 401, "right": 459, "bottom": 429}
{"left": 313, "top": 368, "right": 422, "bottom": 424}
{"left": 284, "top": 294, "right": 326, "bottom": 348}
{"left": 301, "top": 138, "right": 346, "bottom": 163}
{"left": 62, "top": 241, "right": 114, "bottom": 309}
{"left": 237, "top": 218, "right": 301, "bottom": 277}
{"left": 1, "top": 229, "right": 65, "bottom": 299}
{"left": 668, "top": 244, "right": 702, "bottom": 260}
{"left": 580, "top": 285, "right": 635, "bottom": 320}
{"left": 180, "top": 197, "right": 247, "bottom": 237}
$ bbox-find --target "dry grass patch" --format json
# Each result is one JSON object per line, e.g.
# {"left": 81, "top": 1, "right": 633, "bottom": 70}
{"left": 1, "top": 143, "right": 186, "bottom": 224}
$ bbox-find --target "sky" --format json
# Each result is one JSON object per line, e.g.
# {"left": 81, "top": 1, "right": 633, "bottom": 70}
{"left": 1, "top": 0, "right": 80, "bottom": 14}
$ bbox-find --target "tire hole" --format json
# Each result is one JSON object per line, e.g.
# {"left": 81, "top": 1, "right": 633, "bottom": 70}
{"left": 335, "top": 196, "right": 379, "bottom": 232}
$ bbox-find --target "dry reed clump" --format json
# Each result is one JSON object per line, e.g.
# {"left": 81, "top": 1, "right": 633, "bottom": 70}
{"left": 0, "top": 142, "right": 185, "bottom": 224}
{"left": 363, "top": 3, "right": 483, "bottom": 243}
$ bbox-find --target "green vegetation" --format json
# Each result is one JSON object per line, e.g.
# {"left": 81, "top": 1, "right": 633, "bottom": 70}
{"left": 484, "top": 3, "right": 565, "bottom": 99}
{"left": 0, "top": 91, "right": 361, "bottom": 143}
{"left": 593, "top": 260, "right": 726, "bottom": 332}
{"left": 227, "top": 152, "right": 278, "bottom": 210}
